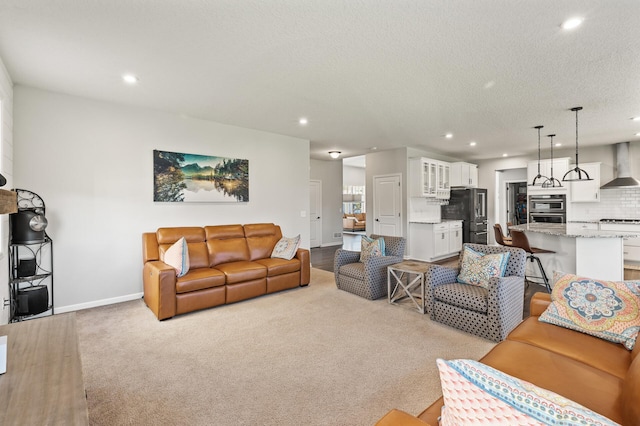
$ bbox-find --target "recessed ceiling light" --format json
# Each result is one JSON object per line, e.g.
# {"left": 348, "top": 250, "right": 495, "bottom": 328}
{"left": 555, "top": 143, "right": 562, "bottom": 147}
{"left": 561, "top": 17, "right": 583, "bottom": 30}
{"left": 632, "top": 117, "right": 640, "bottom": 121}
{"left": 635, "top": 132, "right": 640, "bottom": 137}
{"left": 370, "top": 146, "right": 378, "bottom": 151}
{"left": 445, "top": 133, "right": 453, "bottom": 139}
{"left": 299, "top": 117, "right": 308, "bottom": 125}
{"left": 122, "top": 73, "right": 138, "bottom": 84}
{"left": 502, "top": 153, "right": 508, "bottom": 157}
{"left": 469, "top": 141, "right": 477, "bottom": 147}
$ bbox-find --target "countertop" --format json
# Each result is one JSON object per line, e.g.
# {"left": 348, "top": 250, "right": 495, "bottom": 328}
{"left": 510, "top": 223, "right": 640, "bottom": 239}
{"left": 409, "top": 219, "right": 463, "bottom": 224}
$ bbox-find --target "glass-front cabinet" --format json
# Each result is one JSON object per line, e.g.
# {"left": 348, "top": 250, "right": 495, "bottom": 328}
{"left": 410, "top": 157, "right": 450, "bottom": 199}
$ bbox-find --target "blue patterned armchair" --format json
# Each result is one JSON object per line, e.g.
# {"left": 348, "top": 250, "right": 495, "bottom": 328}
{"left": 334, "top": 234, "right": 406, "bottom": 300}
{"left": 427, "top": 243, "right": 527, "bottom": 342}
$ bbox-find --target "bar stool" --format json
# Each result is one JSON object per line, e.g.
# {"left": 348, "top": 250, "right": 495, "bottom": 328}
{"left": 510, "top": 229, "right": 554, "bottom": 293}
{"left": 493, "top": 224, "right": 512, "bottom": 246}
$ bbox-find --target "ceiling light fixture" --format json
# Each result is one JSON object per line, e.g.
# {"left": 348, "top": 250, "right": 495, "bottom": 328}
{"left": 502, "top": 153, "right": 508, "bottom": 157}
{"left": 122, "top": 74, "right": 138, "bottom": 84}
{"left": 530, "top": 125, "right": 548, "bottom": 186}
{"left": 561, "top": 17, "right": 583, "bottom": 30}
{"left": 299, "top": 117, "right": 308, "bottom": 125}
{"left": 329, "top": 151, "right": 341, "bottom": 159}
{"left": 562, "top": 106, "right": 593, "bottom": 182}
{"left": 445, "top": 133, "right": 453, "bottom": 139}
{"left": 542, "top": 134, "right": 563, "bottom": 188}
{"left": 632, "top": 117, "right": 640, "bottom": 122}
{"left": 469, "top": 141, "right": 477, "bottom": 146}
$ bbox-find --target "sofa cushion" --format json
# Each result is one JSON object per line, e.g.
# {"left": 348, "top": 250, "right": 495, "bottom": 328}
{"left": 244, "top": 223, "right": 281, "bottom": 260}
{"left": 457, "top": 245, "right": 510, "bottom": 289}
{"left": 338, "top": 262, "right": 365, "bottom": 280}
{"left": 175, "top": 268, "right": 226, "bottom": 294}
{"left": 433, "top": 283, "right": 488, "bottom": 314}
{"left": 271, "top": 235, "right": 301, "bottom": 260}
{"left": 162, "top": 237, "right": 189, "bottom": 277}
{"left": 214, "top": 261, "right": 267, "bottom": 284}
{"left": 436, "top": 358, "right": 619, "bottom": 425}
{"left": 207, "top": 238, "right": 250, "bottom": 266}
{"left": 255, "top": 257, "right": 300, "bottom": 277}
{"left": 480, "top": 340, "right": 624, "bottom": 424}
{"left": 539, "top": 272, "right": 640, "bottom": 350}
{"left": 508, "top": 316, "right": 632, "bottom": 379}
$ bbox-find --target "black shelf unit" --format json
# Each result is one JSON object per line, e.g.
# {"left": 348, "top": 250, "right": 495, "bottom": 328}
{"left": 8, "top": 189, "right": 53, "bottom": 322}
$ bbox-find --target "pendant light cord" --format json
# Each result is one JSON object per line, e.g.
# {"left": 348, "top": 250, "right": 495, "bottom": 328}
{"left": 562, "top": 106, "right": 592, "bottom": 181}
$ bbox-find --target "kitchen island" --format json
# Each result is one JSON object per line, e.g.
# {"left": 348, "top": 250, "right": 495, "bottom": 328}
{"left": 509, "top": 223, "right": 640, "bottom": 284}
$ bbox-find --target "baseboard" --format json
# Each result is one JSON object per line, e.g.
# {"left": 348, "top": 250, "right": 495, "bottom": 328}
{"left": 320, "top": 241, "right": 343, "bottom": 247}
{"left": 55, "top": 292, "right": 144, "bottom": 314}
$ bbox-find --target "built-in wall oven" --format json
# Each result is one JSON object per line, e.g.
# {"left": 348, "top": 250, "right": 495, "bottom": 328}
{"left": 528, "top": 194, "right": 566, "bottom": 224}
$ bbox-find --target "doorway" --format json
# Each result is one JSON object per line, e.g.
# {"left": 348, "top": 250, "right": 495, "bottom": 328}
{"left": 309, "top": 180, "right": 322, "bottom": 248}
{"left": 373, "top": 173, "right": 402, "bottom": 236}
{"left": 507, "top": 181, "right": 528, "bottom": 225}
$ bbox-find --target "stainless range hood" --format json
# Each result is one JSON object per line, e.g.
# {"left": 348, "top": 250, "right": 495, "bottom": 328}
{"left": 601, "top": 142, "right": 640, "bottom": 189}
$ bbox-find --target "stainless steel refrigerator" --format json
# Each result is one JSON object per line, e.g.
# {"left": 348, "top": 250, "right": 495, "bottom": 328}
{"left": 441, "top": 188, "right": 488, "bottom": 244}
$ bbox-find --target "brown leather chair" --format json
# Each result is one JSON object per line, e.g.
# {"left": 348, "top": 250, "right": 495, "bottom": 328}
{"left": 493, "top": 224, "right": 512, "bottom": 246}
{"left": 510, "top": 229, "right": 554, "bottom": 292}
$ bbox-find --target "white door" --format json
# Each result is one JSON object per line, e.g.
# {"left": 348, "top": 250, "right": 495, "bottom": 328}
{"left": 373, "top": 174, "right": 402, "bottom": 236}
{"left": 309, "top": 180, "right": 322, "bottom": 248}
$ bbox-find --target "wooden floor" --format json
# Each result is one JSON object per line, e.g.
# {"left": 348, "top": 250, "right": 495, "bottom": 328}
{"left": 310, "top": 243, "right": 542, "bottom": 317}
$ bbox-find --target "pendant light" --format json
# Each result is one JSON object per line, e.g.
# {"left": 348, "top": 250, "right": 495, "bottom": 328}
{"left": 542, "top": 134, "right": 563, "bottom": 188}
{"left": 562, "top": 106, "right": 593, "bottom": 181}
{"left": 529, "top": 125, "right": 548, "bottom": 186}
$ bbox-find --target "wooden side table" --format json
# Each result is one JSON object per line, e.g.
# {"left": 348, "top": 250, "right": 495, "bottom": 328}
{"left": 0, "top": 313, "right": 89, "bottom": 425}
{"left": 387, "top": 260, "right": 433, "bottom": 314}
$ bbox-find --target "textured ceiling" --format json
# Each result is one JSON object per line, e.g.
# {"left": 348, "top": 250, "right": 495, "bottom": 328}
{"left": 1, "top": 1, "right": 639, "bottom": 161}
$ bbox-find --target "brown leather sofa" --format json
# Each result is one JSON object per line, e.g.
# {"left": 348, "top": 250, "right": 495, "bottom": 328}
{"left": 343, "top": 213, "right": 366, "bottom": 232}
{"left": 142, "top": 223, "right": 310, "bottom": 320}
{"left": 376, "top": 292, "right": 640, "bottom": 425}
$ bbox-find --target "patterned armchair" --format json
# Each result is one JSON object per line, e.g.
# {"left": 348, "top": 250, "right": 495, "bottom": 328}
{"left": 427, "top": 243, "right": 527, "bottom": 342}
{"left": 334, "top": 234, "right": 406, "bottom": 300}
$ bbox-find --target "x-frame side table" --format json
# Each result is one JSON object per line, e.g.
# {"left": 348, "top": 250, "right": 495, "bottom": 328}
{"left": 387, "top": 260, "right": 432, "bottom": 314}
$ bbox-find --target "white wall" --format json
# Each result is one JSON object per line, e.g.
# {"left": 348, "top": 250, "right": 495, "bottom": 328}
{"left": 14, "top": 86, "right": 310, "bottom": 313}
{"left": 0, "top": 57, "right": 13, "bottom": 324}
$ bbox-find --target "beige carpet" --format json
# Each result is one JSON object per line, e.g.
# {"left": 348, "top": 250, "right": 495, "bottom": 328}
{"left": 76, "top": 268, "right": 495, "bottom": 426}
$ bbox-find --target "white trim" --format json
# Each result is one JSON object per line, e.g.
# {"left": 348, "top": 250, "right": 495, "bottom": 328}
{"left": 320, "top": 241, "right": 342, "bottom": 247}
{"left": 55, "top": 292, "right": 144, "bottom": 314}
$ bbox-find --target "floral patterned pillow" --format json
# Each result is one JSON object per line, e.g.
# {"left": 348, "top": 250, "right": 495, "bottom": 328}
{"left": 271, "top": 235, "right": 301, "bottom": 260}
{"left": 456, "top": 246, "right": 510, "bottom": 289}
{"left": 437, "top": 358, "right": 619, "bottom": 425}
{"left": 359, "top": 236, "right": 385, "bottom": 262}
{"left": 539, "top": 272, "right": 640, "bottom": 350}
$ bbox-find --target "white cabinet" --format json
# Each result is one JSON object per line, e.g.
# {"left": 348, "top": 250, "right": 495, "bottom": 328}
{"left": 410, "top": 221, "right": 463, "bottom": 261}
{"left": 450, "top": 162, "right": 478, "bottom": 188}
{"left": 569, "top": 162, "right": 601, "bottom": 203}
{"left": 527, "top": 157, "right": 570, "bottom": 188}
{"left": 599, "top": 222, "right": 640, "bottom": 262}
{"left": 410, "top": 158, "right": 450, "bottom": 199}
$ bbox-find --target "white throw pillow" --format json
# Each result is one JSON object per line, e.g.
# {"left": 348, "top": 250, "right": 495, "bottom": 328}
{"left": 271, "top": 235, "right": 301, "bottom": 260}
{"left": 162, "top": 237, "right": 190, "bottom": 277}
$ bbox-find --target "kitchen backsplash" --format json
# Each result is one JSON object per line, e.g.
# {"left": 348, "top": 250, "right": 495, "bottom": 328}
{"left": 570, "top": 188, "right": 640, "bottom": 221}
{"left": 409, "top": 197, "right": 442, "bottom": 221}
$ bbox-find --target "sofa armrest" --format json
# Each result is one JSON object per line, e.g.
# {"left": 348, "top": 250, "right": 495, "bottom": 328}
{"left": 334, "top": 249, "right": 361, "bottom": 270}
{"left": 296, "top": 248, "right": 310, "bottom": 285}
{"left": 143, "top": 261, "right": 177, "bottom": 320}
{"left": 529, "top": 291, "right": 552, "bottom": 317}
{"left": 375, "top": 409, "right": 432, "bottom": 426}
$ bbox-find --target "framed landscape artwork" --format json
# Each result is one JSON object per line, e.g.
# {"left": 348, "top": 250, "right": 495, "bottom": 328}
{"left": 153, "top": 150, "right": 249, "bottom": 203}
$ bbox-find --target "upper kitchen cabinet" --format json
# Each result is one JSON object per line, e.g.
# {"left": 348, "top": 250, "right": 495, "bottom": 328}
{"left": 527, "top": 157, "right": 570, "bottom": 190}
{"left": 569, "top": 162, "right": 601, "bottom": 203}
{"left": 410, "top": 157, "right": 450, "bottom": 199}
{"left": 450, "top": 162, "right": 478, "bottom": 187}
